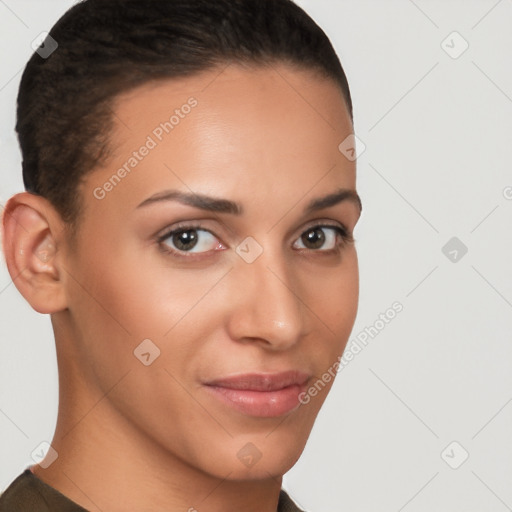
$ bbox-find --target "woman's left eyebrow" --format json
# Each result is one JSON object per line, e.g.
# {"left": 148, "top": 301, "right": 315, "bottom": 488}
{"left": 136, "top": 187, "right": 362, "bottom": 215}
{"left": 305, "top": 188, "right": 362, "bottom": 215}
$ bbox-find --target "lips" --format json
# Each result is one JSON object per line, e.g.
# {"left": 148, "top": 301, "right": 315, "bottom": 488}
{"left": 203, "top": 371, "right": 311, "bottom": 417}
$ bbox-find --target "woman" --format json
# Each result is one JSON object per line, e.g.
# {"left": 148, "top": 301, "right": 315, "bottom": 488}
{"left": 0, "top": 0, "right": 362, "bottom": 510}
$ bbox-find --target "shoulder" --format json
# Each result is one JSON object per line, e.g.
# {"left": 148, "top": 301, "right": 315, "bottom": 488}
{"left": 278, "top": 488, "right": 307, "bottom": 512}
{"left": 0, "top": 469, "right": 49, "bottom": 511}
{"left": 0, "top": 469, "right": 86, "bottom": 512}
{"left": 1, "top": 470, "right": 305, "bottom": 512}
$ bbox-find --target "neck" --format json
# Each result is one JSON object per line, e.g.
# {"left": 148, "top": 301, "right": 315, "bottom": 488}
{"left": 33, "top": 389, "right": 283, "bottom": 512}
{"left": 32, "top": 331, "right": 283, "bottom": 512}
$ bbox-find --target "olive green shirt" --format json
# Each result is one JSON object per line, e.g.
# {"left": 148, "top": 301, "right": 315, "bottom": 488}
{"left": 0, "top": 468, "right": 305, "bottom": 511}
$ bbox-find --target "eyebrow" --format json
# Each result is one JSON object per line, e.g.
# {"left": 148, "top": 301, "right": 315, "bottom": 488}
{"left": 136, "top": 187, "right": 362, "bottom": 215}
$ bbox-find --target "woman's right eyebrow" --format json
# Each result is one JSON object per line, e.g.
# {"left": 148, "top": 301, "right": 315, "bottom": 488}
{"left": 136, "top": 187, "right": 362, "bottom": 216}
{"left": 136, "top": 189, "right": 243, "bottom": 215}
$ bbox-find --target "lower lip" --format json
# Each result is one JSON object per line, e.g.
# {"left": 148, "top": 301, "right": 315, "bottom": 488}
{"left": 204, "top": 384, "right": 305, "bottom": 418}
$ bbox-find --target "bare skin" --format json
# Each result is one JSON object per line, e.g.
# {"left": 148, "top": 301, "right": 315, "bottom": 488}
{"left": 2, "top": 63, "right": 361, "bottom": 511}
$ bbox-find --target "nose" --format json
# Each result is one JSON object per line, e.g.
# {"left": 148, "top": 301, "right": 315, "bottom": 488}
{"left": 226, "top": 245, "right": 308, "bottom": 351}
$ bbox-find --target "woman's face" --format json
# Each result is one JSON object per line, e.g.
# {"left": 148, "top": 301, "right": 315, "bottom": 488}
{"left": 58, "top": 63, "right": 361, "bottom": 479}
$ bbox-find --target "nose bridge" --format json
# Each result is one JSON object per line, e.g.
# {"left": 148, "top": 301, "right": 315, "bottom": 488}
{"left": 228, "top": 244, "right": 305, "bottom": 348}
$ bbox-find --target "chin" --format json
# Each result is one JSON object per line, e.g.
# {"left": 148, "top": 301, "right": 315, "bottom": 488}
{"left": 196, "top": 431, "right": 309, "bottom": 482}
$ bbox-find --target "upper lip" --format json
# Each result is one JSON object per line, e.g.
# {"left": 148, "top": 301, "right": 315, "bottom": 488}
{"left": 204, "top": 371, "right": 311, "bottom": 391}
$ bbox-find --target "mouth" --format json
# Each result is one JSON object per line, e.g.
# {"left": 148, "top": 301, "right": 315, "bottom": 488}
{"left": 202, "top": 371, "right": 311, "bottom": 418}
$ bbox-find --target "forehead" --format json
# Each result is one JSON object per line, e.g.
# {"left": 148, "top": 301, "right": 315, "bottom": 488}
{"left": 113, "top": 63, "right": 350, "bottom": 125}
{"left": 83, "top": 63, "right": 355, "bottom": 219}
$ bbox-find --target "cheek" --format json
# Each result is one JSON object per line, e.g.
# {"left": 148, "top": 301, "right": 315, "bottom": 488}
{"left": 69, "top": 240, "right": 199, "bottom": 330}
{"left": 314, "top": 262, "right": 358, "bottom": 391}
{"left": 63, "top": 243, "right": 230, "bottom": 377}
{"left": 307, "top": 248, "right": 359, "bottom": 342}
{"left": 336, "top": 252, "right": 359, "bottom": 333}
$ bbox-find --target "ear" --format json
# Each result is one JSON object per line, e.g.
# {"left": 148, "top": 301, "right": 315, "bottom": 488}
{"left": 1, "top": 192, "right": 68, "bottom": 314}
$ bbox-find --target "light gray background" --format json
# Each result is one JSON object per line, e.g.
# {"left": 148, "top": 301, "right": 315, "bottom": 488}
{"left": 1, "top": 1, "right": 511, "bottom": 511}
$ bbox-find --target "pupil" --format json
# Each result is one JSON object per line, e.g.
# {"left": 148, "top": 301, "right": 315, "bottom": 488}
{"left": 174, "top": 230, "right": 198, "bottom": 250}
{"left": 303, "top": 228, "right": 324, "bottom": 249}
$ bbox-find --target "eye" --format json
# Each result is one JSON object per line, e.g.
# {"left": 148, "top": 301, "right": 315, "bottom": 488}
{"left": 158, "top": 224, "right": 224, "bottom": 256}
{"left": 156, "top": 222, "right": 353, "bottom": 259}
{"left": 293, "top": 224, "right": 352, "bottom": 252}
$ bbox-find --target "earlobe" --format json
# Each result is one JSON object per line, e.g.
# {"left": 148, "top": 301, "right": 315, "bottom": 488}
{"left": 2, "top": 192, "right": 68, "bottom": 314}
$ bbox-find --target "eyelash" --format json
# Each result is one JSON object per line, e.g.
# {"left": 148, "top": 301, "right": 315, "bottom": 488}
{"left": 156, "top": 221, "right": 354, "bottom": 260}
